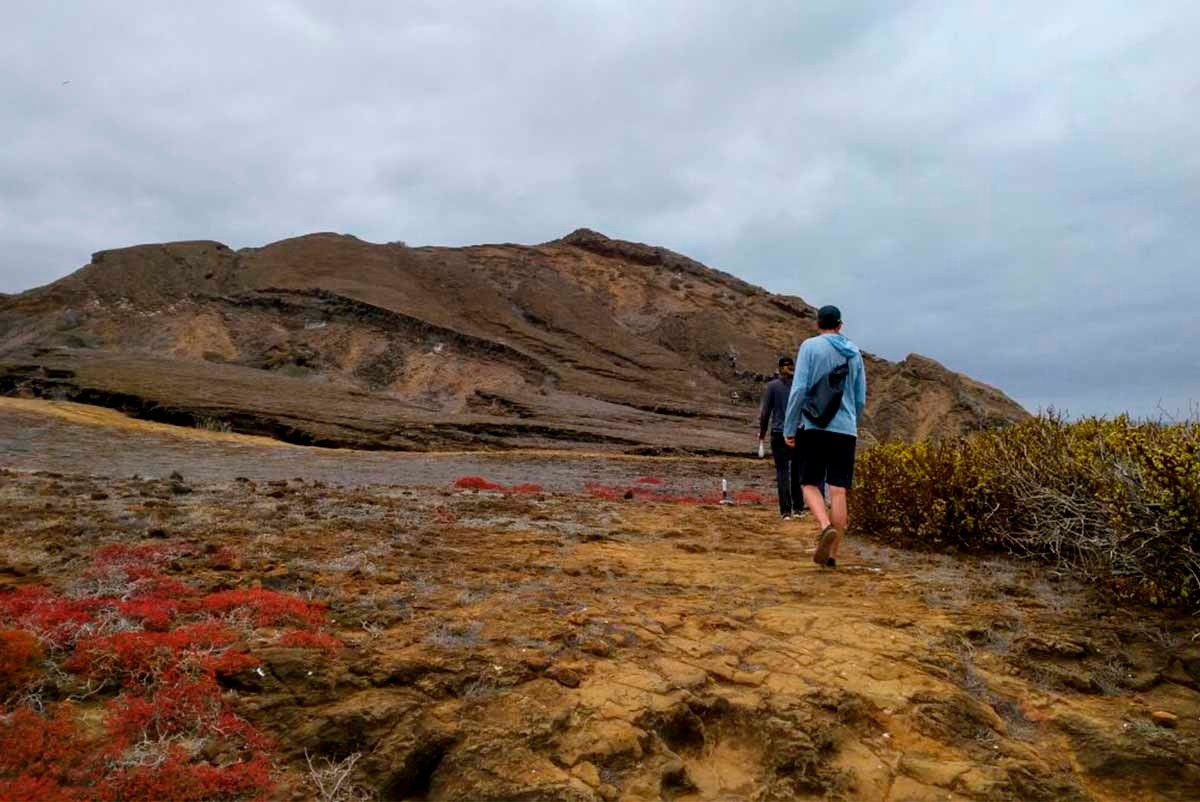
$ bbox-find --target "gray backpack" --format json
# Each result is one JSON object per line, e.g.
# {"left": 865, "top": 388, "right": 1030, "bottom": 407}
{"left": 801, "top": 356, "right": 850, "bottom": 427}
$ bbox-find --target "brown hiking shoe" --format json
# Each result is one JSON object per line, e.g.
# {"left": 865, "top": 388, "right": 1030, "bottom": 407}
{"left": 813, "top": 525, "right": 838, "bottom": 565}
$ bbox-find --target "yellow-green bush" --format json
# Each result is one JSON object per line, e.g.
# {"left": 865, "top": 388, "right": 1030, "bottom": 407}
{"left": 851, "top": 414, "right": 1200, "bottom": 608}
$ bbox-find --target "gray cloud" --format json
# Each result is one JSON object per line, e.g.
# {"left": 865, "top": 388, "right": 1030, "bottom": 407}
{"left": 2, "top": 1, "right": 1197, "bottom": 417}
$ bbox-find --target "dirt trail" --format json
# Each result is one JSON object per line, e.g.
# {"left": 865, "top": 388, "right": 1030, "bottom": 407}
{"left": 1, "top": 401, "right": 1198, "bottom": 801}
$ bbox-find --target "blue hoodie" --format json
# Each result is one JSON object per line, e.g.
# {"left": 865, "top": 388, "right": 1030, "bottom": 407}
{"left": 783, "top": 333, "right": 867, "bottom": 438}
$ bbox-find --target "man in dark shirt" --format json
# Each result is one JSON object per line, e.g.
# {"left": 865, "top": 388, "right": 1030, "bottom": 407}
{"left": 759, "top": 356, "right": 801, "bottom": 519}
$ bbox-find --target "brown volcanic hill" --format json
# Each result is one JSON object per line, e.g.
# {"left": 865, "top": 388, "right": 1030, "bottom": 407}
{"left": 0, "top": 229, "right": 1026, "bottom": 452}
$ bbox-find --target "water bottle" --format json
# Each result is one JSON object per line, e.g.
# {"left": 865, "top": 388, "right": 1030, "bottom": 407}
{"left": 757, "top": 440, "right": 765, "bottom": 459}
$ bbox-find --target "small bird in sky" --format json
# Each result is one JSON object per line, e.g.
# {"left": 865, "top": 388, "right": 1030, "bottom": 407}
{"left": 62, "top": 80, "right": 70, "bottom": 85}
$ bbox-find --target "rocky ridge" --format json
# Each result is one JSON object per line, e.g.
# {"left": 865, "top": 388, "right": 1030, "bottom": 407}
{"left": 0, "top": 229, "right": 1027, "bottom": 452}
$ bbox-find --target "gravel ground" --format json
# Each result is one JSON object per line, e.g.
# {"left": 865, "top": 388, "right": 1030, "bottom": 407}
{"left": 0, "top": 398, "right": 765, "bottom": 493}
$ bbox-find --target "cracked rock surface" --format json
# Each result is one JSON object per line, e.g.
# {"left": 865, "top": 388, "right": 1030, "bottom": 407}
{"left": 1, "top": 403, "right": 1197, "bottom": 801}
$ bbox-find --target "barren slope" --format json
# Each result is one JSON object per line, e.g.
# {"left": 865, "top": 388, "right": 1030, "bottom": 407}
{"left": 0, "top": 230, "right": 1026, "bottom": 452}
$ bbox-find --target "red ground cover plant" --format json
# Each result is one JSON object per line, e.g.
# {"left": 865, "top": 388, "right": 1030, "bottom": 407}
{"left": 635, "top": 476, "right": 664, "bottom": 485}
{"left": 0, "top": 539, "right": 340, "bottom": 801}
{"left": 453, "top": 476, "right": 545, "bottom": 495}
{"left": 0, "top": 586, "right": 102, "bottom": 650}
{"left": 0, "top": 630, "right": 42, "bottom": 699}
{"left": 454, "top": 476, "right": 505, "bottom": 492}
{"left": 585, "top": 482, "right": 623, "bottom": 500}
{"left": 275, "top": 629, "right": 343, "bottom": 654}
{"left": 197, "top": 588, "right": 326, "bottom": 627}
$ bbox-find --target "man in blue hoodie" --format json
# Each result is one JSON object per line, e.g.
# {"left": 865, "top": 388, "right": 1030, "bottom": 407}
{"left": 783, "top": 305, "right": 867, "bottom": 568}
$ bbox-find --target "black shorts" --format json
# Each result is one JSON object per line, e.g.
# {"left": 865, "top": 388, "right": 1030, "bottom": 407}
{"left": 799, "top": 429, "right": 857, "bottom": 489}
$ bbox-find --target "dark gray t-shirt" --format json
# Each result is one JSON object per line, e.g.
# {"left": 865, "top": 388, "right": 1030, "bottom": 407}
{"left": 759, "top": 377, "right": 791, "bottom": 437}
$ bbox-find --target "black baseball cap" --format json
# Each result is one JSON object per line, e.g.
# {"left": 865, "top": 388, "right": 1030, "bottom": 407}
{"left": 778, "top": 356, "right": 794, "bottom": 368}
{"left": 817, "top": 305, "right": 842, "bottom": 329}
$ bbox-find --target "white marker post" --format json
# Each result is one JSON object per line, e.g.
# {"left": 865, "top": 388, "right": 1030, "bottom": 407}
{"left": 720, "top": 478, "right": 733, "bottom": 505}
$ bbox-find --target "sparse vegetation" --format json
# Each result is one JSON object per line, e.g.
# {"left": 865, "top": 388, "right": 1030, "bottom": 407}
{"left": 0, "top": 630, "right": 42, "bottom": 700}
{"left": 427, "top": 621, "right": 483, "bottom": 650}
{"left": 305, "top": 750, "right": 374, "bottom": 802}
{"left": 0, "top": 541, "right": 340, "bottom": 800}
{"left": 453, "top": 476, "right": 544, "bottom": 495}
{"left": 1, "top": 447, "right": 1197, "bottom": 799}
{"left": 853, "top": 413, "right": 1200, "bottom": 608}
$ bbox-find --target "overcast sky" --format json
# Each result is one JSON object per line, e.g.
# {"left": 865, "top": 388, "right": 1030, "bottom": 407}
{"left": 3, "top": 2, "right": 1198, "bottom": 418}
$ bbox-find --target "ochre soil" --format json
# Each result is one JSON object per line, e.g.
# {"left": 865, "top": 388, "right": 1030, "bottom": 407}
{"left": 2, "top": 401, "right": 1198, "bottom": 801}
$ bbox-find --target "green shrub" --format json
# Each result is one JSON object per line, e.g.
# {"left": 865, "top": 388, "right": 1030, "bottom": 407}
{"left": 851, "top": 413, "right": 1200, "bottom": 607}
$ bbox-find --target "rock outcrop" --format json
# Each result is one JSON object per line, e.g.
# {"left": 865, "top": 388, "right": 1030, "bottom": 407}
{"left": 0, "top": 230, "right": 1027, "bottom": 452}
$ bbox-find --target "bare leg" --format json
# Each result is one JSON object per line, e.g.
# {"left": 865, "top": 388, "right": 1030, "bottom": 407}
{"left": 828, "top": 485, "right": 848, "bottom": 558}
{"left": 802, "top": 484, "right": 830, "bottom": 530}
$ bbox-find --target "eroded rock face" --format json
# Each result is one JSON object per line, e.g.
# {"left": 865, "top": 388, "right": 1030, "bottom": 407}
{"left": 0, "top": 230, "right": 1027, "bottom": 452}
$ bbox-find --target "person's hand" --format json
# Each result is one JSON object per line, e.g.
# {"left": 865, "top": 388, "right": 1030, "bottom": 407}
{"left": 784, "top": 436, "right": 795, "bottom": 448}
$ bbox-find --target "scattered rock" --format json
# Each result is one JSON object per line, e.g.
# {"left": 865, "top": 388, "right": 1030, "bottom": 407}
{"left": 1016, "top": 634, "right": 1092, "bottom": 659}
{"left": 579, "top": 639, "right": 612, "bottom": 657}
{"left": 1058, "top": 712, "right": 1200, "bottom": 791}
{"left": 1019, "top": 661, "right": 1106, "bottom": 694}
{"left": 898, "top": 753, "right": 973, "bottom": 787}
{"left": 955, "top": 767, "right": 1002, "bottom": 798}
{"left": 1151, "top": 710, "right": 1179, "bottom": 728}
{"left": 888, "top": 775, "right": 969, "bottom": 802}
{"left": 556, "top": 719, "right": 647, "bottom": 767}
{"left": 0, "top": 562, "right": 31, "bottom": 578}
{"left": 1002, "top": 759, "right": 1092, "bottom": 802}
{"left": 659, "top": 758, "right": 696, "bottom": 794}
{"left": 368, "top": 719, "right": 458, "bottom": 800}
{"left": 910, "top": 689, "right": 1007, "bottom": 745}
{"left": 653, "top": 657, "right": 707, "bottom": 690}
{"left": 1180, "top": 647, "right": 1200, "bottom": 683}
{"left": 294, "top": 688, "right": 420, "bottom": 758}
{"left": 521, "top": 651, "right": 552, "bottom": 672}
{"left": 570, "top": 761, "right": 601, "bottom": 788}
{"left": 260, "top": 566, "right": 293, "bottom": 590}
{"left": 431, "top": 747, "right": 593, "bottom": 802}
{"left": 547, "top": 664, "right": 583, "bottom": 688}
{"left": 209, "top": 551, "right": 241, "bottom": 571}
{"left": 1126, "top": 671, "right": 1162, "bottom": 692}
{"left": 1164, "top": 653, "right": 1200, "bottom": 689}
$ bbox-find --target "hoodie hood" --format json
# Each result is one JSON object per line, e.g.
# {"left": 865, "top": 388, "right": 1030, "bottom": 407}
{"left": 823, "top": 333, "right": 861, "bottom": 359}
